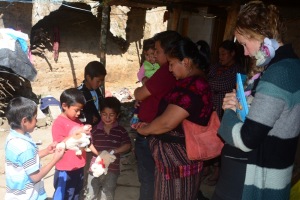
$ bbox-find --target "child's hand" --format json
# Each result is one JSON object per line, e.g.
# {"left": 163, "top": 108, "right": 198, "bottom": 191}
{"left": 141, "top": 77, "right": 149, "bottom": 84}
{"left": 134, "top": 101, "right": 141, "bottom": 108}
{"left": 92, "top": 115, "right": 99, "bottom": 124}
{"left": 53, "top": 146, "right": 65, "bottom": 162}
{"left": 132, "top": 122, "right": 148, "bottom": 129}
{"left": 83, "top": 124, "right": 92, "bottom": 135}
{"left": 47, "top": 142, "right": 58, "bottom": 154}
{"left": 99, "top": 150, "right": 116, "bottom": 167}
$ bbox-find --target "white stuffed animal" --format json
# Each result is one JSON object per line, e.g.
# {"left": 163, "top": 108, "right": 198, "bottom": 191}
{"left": 91, "top": 156, "right": 107, "bottom": 177}
{"left": 91, "top": 150, "right": 116, "bottom": 177}
{"left": 56, "top": 131, "right": 91, "bottom": 155}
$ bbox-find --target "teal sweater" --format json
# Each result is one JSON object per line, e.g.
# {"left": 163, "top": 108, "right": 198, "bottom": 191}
{"left": 218, "top": 44, "right": 300, "bottom": 200}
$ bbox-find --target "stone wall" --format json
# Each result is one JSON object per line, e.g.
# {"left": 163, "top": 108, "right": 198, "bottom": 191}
{"left": 1, "top": 2, "right": 167, "bottom": 99}
{"left": 0, "top": 2, "right": 32, "bottom": 34}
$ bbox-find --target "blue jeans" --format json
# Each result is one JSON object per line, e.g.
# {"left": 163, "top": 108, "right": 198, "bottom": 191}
{"left": 135, "top": 134, "right": 155, "bottom": 200}
{"left": 53, "top": 168, "right": 84, "bottom": 200}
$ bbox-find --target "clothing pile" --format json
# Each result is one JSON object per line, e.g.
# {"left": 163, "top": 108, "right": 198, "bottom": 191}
{"left": 112, "top": 87, "right": 134, "bottom": 103}
{"left": 0, "top": 28, "right": 38, "bottom": 116}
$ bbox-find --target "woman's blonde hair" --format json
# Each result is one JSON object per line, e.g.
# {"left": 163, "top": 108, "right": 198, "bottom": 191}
{"left": 235, "top": 1, "right": 286, "bottom": 78}
{"left": 235, "top": 1, "right": 286, "bottom": 43}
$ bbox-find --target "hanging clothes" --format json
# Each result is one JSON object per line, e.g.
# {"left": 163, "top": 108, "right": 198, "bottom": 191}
{"left": 53, "top": 26, "right": 60, "bottom": 62}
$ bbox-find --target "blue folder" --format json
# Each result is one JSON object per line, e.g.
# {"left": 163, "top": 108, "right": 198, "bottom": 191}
{"left": 236, "top": 73, "right": 249, "bottom": 122}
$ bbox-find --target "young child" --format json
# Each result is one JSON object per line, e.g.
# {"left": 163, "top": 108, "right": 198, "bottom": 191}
{"left": 84, "top": 97, "right": 131, "bottom": 200}
{"left": 52, "top": 88, "right": 91, "bottom": 200}
{"left": 137, "top": 38, "right": 160, "bottom": 84}
{"left": 132, "top": 38, "right": 161, "bottom": 126}
{"left": 77, "top": 61, "right": 107, "bottom": 127}
{"left": 77, "top": 61, "right": 107, "bottom": 195}
{"left": 5, "top": 97, "right": 64, "bottom": 200}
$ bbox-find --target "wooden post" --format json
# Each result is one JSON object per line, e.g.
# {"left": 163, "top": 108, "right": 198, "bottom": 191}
{"left": 99, "top": 5, "right": 110, "bottom": 94}
{"left": 100, "top": 5, "right": 109, "bottom": 66}
{"left": 181, "top": 18, "right": 189, "bottom": 37}
{"left": 211, "top": 17, "right": 227, "bottom": 64}
{"left": 170, "top": 7, "right": 181, "bottom": 31}
{"left": 223, "top": 0, "right": 240, "bottom": 41}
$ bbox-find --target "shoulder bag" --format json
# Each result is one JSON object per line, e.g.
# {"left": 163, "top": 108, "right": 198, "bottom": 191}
{"left": 182, "top": 111, "right": 224, "bottom": 160}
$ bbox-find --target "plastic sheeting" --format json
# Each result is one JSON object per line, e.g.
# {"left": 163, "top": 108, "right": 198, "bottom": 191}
{"left": 0, "top": 29, "right": 37, "bottom": 81}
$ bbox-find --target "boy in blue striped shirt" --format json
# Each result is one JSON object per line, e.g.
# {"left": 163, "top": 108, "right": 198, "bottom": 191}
{"left": 4, "top": 97, "right": 64, "bottom": 200}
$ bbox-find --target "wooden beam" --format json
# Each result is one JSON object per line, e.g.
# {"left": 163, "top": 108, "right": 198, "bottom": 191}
{"left": 108, "top": 0, "right": 238, "bottom": 9}
{"left": 108, "top": 0, "right": 163, "bottom": 8}
{"left": 223, "top": 0, "right": 240, "bottom": 41}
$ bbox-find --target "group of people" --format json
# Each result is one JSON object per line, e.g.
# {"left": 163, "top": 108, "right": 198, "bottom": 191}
{"left": 4, "top": 1, "right": 300, "bottom": 200}
{"left": 5, "top": 59, "right": 132, "bottom": 200}
{"left": 132, "top": 1, "right": 300, "bottom": 200}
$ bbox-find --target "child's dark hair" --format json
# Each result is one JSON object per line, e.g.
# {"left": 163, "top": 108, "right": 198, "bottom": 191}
{"left": 166, "top": 37, "right": 210, "bottom": 71}
{"left": 152, "top": 30, "right": 182, "bottom": 52}
{"left": 143, "top": 38, "right": 155, "bottom": 52}
{"left": 100, "top": 97, "right": 121, "bottom": 114}
{"left": 60, "top": 88, "right": 86, "bottom": 108}
{"left": 84, "top": 61, "right": 107, "bottom": 80}
{"left": 140, "top": 38, "right": 155, "bottom": 65}
{"left": 5, "top": 97, "right": 37, "bottom": 130}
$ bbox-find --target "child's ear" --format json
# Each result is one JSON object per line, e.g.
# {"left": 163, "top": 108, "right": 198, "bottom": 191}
{"left": 86, "top": 75, "right": 92, "bottom": 81}
{"left": 61, "top": 102, "right": 68, "bottom": 110}
{"left": 21, "top": 117, "right": 31, "bottom": 128}
{"left": 21, "top": 117, "right": 28, "bottom": 124}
